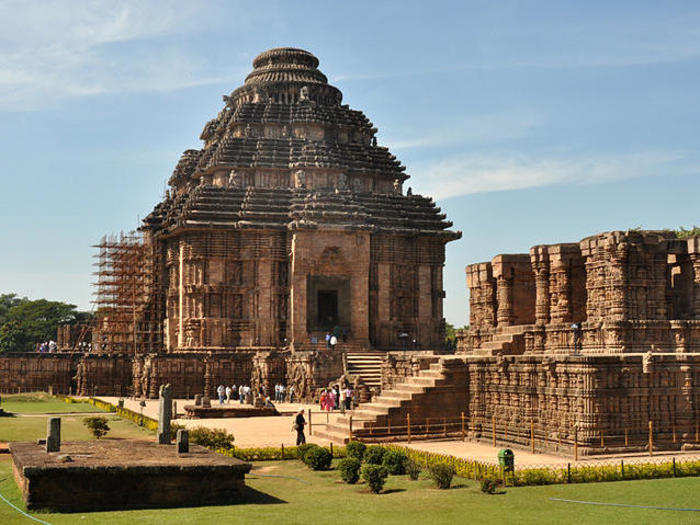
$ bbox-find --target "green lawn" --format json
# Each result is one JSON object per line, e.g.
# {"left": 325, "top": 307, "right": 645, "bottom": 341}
{"left": 0, "top": 414, "right": 153, "bottom": 443}
{"left": 0, "top": 458, "right": 697, "bottom": 524}
{"left": 0, "top": 392, "right": 100, "bottom": 414}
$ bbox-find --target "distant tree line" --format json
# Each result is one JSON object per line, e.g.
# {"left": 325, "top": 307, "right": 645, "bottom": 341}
{"left": 0, "top": 294, "right": 91, "bottom": 353}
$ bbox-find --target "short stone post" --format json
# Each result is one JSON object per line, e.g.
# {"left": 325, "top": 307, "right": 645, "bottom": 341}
{"left": 157, "top": 384, "right": 173, "bottom": 445}
{"left": 172, "top": 400, "right": 178, "bottom": 419}
{"left": 177, "top": 429, "right": 189, "bottom": 454}
{"left": 194, "top": 394, "right": 202, "bottom": 406}
{"left": 46, "top": 417, "right": 61, "bottom": 452}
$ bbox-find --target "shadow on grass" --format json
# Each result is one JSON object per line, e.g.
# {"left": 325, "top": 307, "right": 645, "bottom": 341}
{"left": 236, "top": 485, "right": 287, "bottom": 505}
{"left": 381, "top": 488, "right": 407, "bottom": 495}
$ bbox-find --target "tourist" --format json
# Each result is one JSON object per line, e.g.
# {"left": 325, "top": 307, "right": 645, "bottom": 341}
{"left": 332, "top": 385, "right": 340, "bottom": 410}
{"left": 238, "top": 384, "right": 245, "bottom": 404}
{"left": 216, "top": 384, "right": 226, "bottom": 405}
{"left": 225, "top": 385, "right": 232, "bottom": 403}
{"left": 293, "top": 409, "right": 306, "bottom": 445}
{"left": 48, "top": 340, "right": 57, "bottom": 353}
{"left": 325, "top": 332, "right": 331, "bottom": 349}
{"left": 279, "top": 383, "right": 285, "bottom": 402}
{"left": 344, "top": 386, "right": 353, "bottom": 410}
{"left": 264, "top": 396, "right": 275, "bottom": 409}
{"left": 339, "top": 385, "right": 346, "bottom": 410}
{"left": 288, "top": 384, "right": 295, "bottom": 403}
{"left": 319, "top": 389, "right": 327, "bottom": 411}
{"left": 231, "top": 383, "right": 238, "bottom": 401}
{"left": 571, "top": 322, "right": 583, "bottom": 354}
{"left": 329, "top": 334, "right": 338, "bottom": 350}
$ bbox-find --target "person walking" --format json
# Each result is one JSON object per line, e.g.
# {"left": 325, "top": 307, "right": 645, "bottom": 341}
{"left": 288, "top": 384, "right": 295, "bottom": 403}
{"left": 238, "top": 384, "right": 245, "bottom": 404}
{"left": 225, "top": 385, "right": 232, "bottom": 404}
{"left": 332, "top": 385, "right": 339, "bottom": 410}
{"left": 279, "top": 384, "right": 285, "bottom": 402}
{"left": 293, "top": 409, "right": 306, "bottom": 445}
{"left": 325, "top": 332, "right": 331, "bottom": 349}
{"left": 216, "top": 384, "right": 226, "bottom": 405}
{"left": 339, "top": 385, "right": 346, "bottom": 411}
{"left": 231, "top": 384, "right": 238, "bottom": 402}
{"left": 329, "top": 334, "right": 338, "bottom": 351}
{"left": 344, "top": 386, "right": 353, "bottom": 411}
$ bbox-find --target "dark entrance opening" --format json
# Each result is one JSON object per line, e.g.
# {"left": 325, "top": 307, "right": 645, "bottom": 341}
{"left": 317, "top": 290, "right": 339, "bottom": 328}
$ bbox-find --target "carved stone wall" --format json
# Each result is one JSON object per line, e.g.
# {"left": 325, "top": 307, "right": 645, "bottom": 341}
{"left": 381, "top": 352, "right": 440, "bottom": 390}
{"left": 465, "top": 353, "right": 699, "bottom": 454}
{"left": 462, "top": 231, "right": 700, "bottom": 355}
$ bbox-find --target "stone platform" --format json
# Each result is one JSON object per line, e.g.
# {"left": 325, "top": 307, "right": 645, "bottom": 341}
{"left": 10, "top": 440, "right": 252, "bottom": 511}
{"left": 183, "top": 404, "right": 279, "bottom": 418}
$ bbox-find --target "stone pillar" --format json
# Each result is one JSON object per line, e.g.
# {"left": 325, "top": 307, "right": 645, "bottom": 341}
{"left": 689, "top": 237, "right": 700, "bottom": 318}
{"left": 46, "top": 417, "right": 61, "bottom": 453}
{"left": 177, "top": 429, "right": 189, "bottom": 454}
{"left": 496, "top": 276, "right": 514, "bottom": 326}
{"left": 157, "top": 384, "right": 172, "bottom": 445}
{"left": 531, "top": 246, "right": 550, "bottom": 326}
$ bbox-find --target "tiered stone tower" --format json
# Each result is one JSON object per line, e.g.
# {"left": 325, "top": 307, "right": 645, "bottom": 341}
{"left": 143, "top": 48, "right": 461, "bottom": 352}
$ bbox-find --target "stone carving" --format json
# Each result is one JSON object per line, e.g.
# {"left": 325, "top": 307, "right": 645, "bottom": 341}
{"left": 293, "top": 170, "right": 306, "bottom": 189}
{"left": 299, "top": 85, "right": 310, "bottom": 101}
{"left": 46, "top": 417, "right": 61, "bottom": 453}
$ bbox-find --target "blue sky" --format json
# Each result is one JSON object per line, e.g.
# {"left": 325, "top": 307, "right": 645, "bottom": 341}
{"left": 0, "top": 1, "right": 698, "bottom": 325}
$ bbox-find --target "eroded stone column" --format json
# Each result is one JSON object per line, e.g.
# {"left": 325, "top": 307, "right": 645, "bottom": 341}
{"left": 46, "top": 417, "right": 61, "bottom": 453}
{"left": 157, "top": 383, "right": 172, "bottom": 444}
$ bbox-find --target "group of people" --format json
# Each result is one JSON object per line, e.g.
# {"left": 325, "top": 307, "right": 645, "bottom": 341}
{"left": 215, "top": 383, "right": 297, "bottom": 405}
{"left": 319, "top": 384, "right": 354, "bottom": 411}
{"left": 216, "top": 384, "right": 252, "bottom": 405}
{"left": 35, "top": 341, "right": 57, "bottom": 353}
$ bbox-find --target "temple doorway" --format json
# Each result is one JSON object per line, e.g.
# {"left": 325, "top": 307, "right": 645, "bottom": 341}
{"left": 307, "top": 275, "right": 351, "bottom": 334}
{"left": 317, "top": 290, "right": 339, "bottom": 327}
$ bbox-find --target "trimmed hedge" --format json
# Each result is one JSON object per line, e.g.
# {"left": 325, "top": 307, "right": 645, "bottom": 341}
{"left": 429, "top": 463, "right": 456, "bottom": 489}
{"left": 386, "top": 445, "right": 700, "bottom": 487}
{"left": 361, "top": 464, "right": 388, "bottom": 494}
{"left": 364, "top": 445, "right": 387, "bottom": 465}
{"left": 346, "top": 440, "right": 366, "bottom": 461}
{"left": 338, "top": 457, "right": 361, "bottom": 484}
{"left": 382, "top": 449, "right": 408, "bottom": 475}
{"left": 305, "top": 446, "right": 333, "bottom": 470}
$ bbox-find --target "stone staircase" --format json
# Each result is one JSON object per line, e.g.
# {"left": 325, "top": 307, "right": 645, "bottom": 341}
{"left": 345, "top": 351, "right": 384, "bottom": 389}
{"left": 313, "top": 357, "right": 468, "bottom": 444}
{"left": 474, "top": 325, "right": 531, "bottom": 355}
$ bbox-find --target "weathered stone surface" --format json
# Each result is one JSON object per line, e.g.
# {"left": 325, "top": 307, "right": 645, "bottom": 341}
{"left": 46, "top": 418, "right": 60, "bottom": 453}
{"left": 10, "top": 441, "right": 251, "bottom": 511}
{"left": 157, "top": 384, "right": 172, "bottom": 444}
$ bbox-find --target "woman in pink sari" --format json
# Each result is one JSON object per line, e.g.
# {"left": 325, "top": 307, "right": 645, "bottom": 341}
{"left": 319, "top": 389, "right": 328, "bottom": 411}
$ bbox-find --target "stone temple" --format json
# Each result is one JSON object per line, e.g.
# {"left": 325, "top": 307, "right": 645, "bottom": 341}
{"left": 1, "top": 49, "right": 698, "bottom": 456}
{"left": 145, "top": 47, "right": 460, "bottom": 352}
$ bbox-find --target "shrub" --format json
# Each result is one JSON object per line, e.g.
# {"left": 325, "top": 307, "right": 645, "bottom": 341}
{"left": 480, "top": 478, "right": 498, "bottom": 494}
{"left": 83, "top": 416, "right": 110, "bottom": 439}
{"left": 304, "top": 446, "right": 333, "bottom": 471}
{"left": 338, "top": 457, "right": 361, "bottom": 483}
{"left": 188, "top": 427, "right": 234, "bottom": 450}
{"left": 363, "top": 445, "right": 386, "bottom": 465}
{"left": 382, "top": 449, "right": 408, "bottom": 475}
{"left": 429, "top": 463, "right": 456, "bottom": 489}
{"left": 346, "top": 440, "right": 366, "bottom": 461}
{"left": 296, "top": 443, "right": 319, "bottom": 462}
{"left": 361, "top": 464, "right": 389, "bottom": 494}
{"left": 406, "top": 459, "right": 421, "bottom": 480}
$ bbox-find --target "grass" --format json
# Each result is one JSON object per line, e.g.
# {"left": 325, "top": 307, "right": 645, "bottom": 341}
{"left": 0, "top": 394, "right": 697, "bottom": 524}
{"left": 0, "top": 415, "right": 153, "bottom": 443}
{"left": 0, "top": 458, "right": 697, "bottom": 524}
{"left": 0, "top": 393, "right": 150, "bottom": 443}
{"left": 0, "top": 392, "right": 100, "bottom": 414}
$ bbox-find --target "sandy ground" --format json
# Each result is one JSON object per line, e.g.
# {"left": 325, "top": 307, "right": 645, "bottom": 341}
{"left": 96, "top": 397, "right": 700, "bottom": 465}
{"left": 97, "top": 397, "right": 334, "bottom": 448}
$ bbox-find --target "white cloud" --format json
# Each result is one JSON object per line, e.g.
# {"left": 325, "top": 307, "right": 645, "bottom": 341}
{"left": 0, "top": 1, "right": 241, "bottom": 111}
{"left": 410, "top": 151, "right": 692, "bottom": 200}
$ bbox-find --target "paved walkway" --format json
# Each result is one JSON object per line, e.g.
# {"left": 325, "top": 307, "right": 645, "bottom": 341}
{"left": 397, "top": 439, "right": 700, "bottom": 468}
{"left": 97, "top": 397, "right": 334, "bottom": 448}
{"left": 95, "top": 397, "right": 700, "bottom": 464}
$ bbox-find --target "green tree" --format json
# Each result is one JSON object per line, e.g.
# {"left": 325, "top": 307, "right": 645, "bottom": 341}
{"left": 0, "top": 320, "right": 28, "bottom": 353}
{"left": 0, "top": 294, "right": 27, "bottom": 326}
{"left": 0, "top": 298, "right": 87, "bottom": 353}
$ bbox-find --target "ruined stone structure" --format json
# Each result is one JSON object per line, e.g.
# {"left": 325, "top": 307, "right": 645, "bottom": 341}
{"left": 462, "top": 230, "right": 699, "bottom": 355}
{"left": 316, "top": 231, "right": 699, "bottom": 455}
